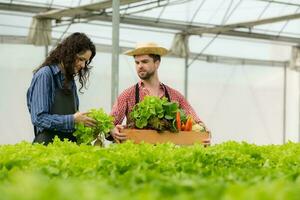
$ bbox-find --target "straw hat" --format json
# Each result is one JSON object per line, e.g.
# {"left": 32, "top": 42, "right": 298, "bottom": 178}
{"left": 124, "top": 42, "right": 168, "bottom": 56}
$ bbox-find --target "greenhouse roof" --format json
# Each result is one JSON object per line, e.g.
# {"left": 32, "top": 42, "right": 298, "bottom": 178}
{"left": 0, "top": 0, "right": 300, "bottom": 61}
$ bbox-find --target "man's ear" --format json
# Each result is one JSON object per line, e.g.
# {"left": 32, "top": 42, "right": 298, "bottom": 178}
{"left": 155, "top": 60, "right": 160, "bottom": 68}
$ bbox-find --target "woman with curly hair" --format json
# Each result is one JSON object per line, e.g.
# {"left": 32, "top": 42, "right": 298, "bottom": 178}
{"left": 27, "top": 32, "right": 97, "bottom": 144}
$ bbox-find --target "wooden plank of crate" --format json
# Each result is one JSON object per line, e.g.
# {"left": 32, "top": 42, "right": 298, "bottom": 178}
{"left": 121, "top": 129, "right": 210, "bottom": 145}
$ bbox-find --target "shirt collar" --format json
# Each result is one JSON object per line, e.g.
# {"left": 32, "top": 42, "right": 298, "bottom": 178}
{"left": 50, "top": 64, "right": 67, "bottom": 84}
{"left": 50, "top": 64, "right": 62, "bottom": 76}
{"left": 138, "top": 80, "right": 164, "bottom": 89}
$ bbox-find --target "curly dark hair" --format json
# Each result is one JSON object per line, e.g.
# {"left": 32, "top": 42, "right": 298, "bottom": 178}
{"left": 35, "top": 32, "right": 96, "bottom": 93}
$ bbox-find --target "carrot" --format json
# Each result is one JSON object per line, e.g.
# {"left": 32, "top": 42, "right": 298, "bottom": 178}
{"left": 184, "top": 117, "right": 193, "bottom": 131}
{"left": 176, "top": 111, "right": 181, "bottom": 131}
{"left": 181, "top": 123, "right": 185, "bottom": 131}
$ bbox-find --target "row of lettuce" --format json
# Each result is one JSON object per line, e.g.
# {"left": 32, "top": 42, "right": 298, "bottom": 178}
{"left": 0, "top": 140, "right": 300, "bottom": 199}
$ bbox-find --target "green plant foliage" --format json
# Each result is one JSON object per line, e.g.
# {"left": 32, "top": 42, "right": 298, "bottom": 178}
{"left": 73, "top": 108, "right": 114, "bottom": 144}
{"left": 1, "top": 140, "right": 300, "bottom": 199}
{"left": 129, "top": 96, "right": 185, "bottom": 132}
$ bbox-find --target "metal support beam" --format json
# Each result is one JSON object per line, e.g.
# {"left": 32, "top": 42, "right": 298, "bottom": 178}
{"left": 256, "top": 0, "right": 300, "bottom": 7}
{"left": 188, "top": 53, "right": 287, "bottom": 67}
{"left": 184, "top": 39, "right": 189, "bottom": 98}
{"left": 283, "top": 64, "right": 287, "bottom": 144}
{"left": 45, "top": 45, "right": 48, "bottom": 58}
{"left": 86, "top": 15, "right": 300, "bottom": 44}
{"left": 298, "top": 72, "right": 300, "bottom": 142}
{"left": 184, "top": 50, "right": 188, "bottom": 98}
{"left": 111, "top": 0, "right": 120, "bottom": 108}
{"left": 187, "top": 12, "right": 300, "bottom": 35}
{"left": 0, "top": 2, "right": 52, "bottom": 13}
{"left": 35, "top": 0, "right": 143, "bottom": 20}
{"left": 0, "top": 34, "right": 288, "bottom": 67}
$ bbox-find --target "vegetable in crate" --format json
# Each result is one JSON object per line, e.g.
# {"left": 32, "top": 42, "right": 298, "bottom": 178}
{"left": 192, "top": 123, "right": 207, "bottom": 132}
{"left": 129, "top": 96, "right": 187, "bottom": 132}
{"left": 73, "top": 108, "right": 114, "bottom": 144}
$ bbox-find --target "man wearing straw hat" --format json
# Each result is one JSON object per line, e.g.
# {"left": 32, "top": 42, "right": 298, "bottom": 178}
{"left": 110, "top": 42, "right": 208, "bottom": 142}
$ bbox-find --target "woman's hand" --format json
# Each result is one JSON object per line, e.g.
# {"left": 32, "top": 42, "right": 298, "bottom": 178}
{"left": 73, "top": 111, "right": 97, "bottom": 127}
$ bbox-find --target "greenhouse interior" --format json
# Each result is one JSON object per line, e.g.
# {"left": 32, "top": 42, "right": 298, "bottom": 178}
{"left": 1, "top": 0, "right": 300, "bottom": 199}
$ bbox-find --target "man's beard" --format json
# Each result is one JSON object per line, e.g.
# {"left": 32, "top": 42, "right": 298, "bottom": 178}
{"left": 138, "top": 70, "right": 155, "bottom": 80}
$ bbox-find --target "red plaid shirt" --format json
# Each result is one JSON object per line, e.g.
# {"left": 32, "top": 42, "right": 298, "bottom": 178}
{"left": 110, "top": 81, "right": 201, "bottom": 125}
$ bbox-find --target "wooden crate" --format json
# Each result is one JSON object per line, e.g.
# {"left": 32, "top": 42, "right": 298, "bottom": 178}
{"left": 121, "top": 129, "right": 211, "bottom": 146}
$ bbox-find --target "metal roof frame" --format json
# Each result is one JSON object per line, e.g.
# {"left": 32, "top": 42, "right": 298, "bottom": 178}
{"left": 1, "top": 2, "right": 300, "bottom": 44}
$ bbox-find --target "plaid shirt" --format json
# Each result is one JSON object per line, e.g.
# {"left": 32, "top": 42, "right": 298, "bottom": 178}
{"left": 110, "top": 81, "right": 201, "bottom": 125}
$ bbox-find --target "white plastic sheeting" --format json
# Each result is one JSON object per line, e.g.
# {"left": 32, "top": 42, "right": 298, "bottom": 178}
{"left": 0, "top": 43, "right": 299, "bottom": 145}
{"left": 28, "top": 18, "right": 52, "bottom": 45}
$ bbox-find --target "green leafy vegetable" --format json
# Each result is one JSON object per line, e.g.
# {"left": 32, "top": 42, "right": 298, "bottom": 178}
{"left": 129, "top": 96, "right": 186, "bottom": 132}
{"left": 73, "top": 108, "right": 114, "bottom": 144}
{"left": 1, "top": 141, "right": 300, "bottom": 199}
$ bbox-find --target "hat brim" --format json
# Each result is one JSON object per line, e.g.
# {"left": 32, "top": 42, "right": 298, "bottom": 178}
{"left": 124, "top": 47, "right": 168, "bottom": 56}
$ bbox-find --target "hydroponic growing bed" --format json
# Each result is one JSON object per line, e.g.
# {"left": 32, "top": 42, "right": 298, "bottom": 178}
{"left": 0, "top": 139, "right": 300, "bottom": 200}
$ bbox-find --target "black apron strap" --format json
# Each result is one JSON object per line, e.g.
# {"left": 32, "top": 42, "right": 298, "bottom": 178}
{"left": 162, "top": 83, "right": 171, "bottom": 102}
{"left": 135, "top": 83, "right": 139, "bottom": 105}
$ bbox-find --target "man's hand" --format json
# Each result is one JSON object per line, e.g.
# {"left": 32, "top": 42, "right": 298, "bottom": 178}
{"left": 110, "top": 125, "right": 127, "bottom": 142}
{"left": 73, "top": 112, "right": 97, "bottom": 127}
